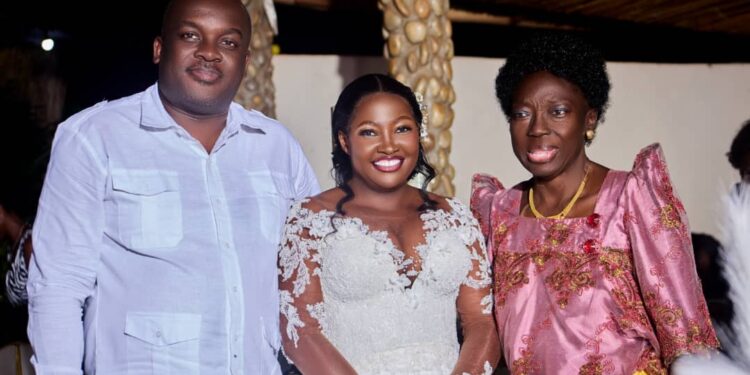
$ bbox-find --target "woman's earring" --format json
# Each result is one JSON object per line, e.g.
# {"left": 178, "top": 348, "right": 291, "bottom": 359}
{"left": 585, "top": 129, "right": 596, "bottom": 142}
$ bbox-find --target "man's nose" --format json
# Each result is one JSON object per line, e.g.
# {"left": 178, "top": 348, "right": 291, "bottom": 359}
{"left": 195, "top": 40, "right": 221, "bottom": 62}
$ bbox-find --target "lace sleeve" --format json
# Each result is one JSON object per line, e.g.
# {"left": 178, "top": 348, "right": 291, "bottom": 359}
{"left": 624, "top": 144, "right": 719, "bottom": 365}
{"left": 449, "top": 200, "right": 501, "bottom": 375}
{"left": 278, "top": 200, "right": 357, "bottom": 375}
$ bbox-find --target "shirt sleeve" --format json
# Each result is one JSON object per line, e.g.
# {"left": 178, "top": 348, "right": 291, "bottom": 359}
{"left": 278, "top": 201, "right": 356, "bottom": 375}
{"left": 624, "top": 144, "right": 719, "bottom": 366}
{"left": 27, "top": 124, "right": 107, "bottom": 375}
{"left": 292, "top": 140, "right": 320, "bottom": 199}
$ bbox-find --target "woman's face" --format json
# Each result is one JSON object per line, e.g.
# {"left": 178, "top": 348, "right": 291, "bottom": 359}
{"left": 339, "top": 92, "right": 420, "bottom": 193}
{"left": 509, "top": 71, "right": 598, "bottom": 180}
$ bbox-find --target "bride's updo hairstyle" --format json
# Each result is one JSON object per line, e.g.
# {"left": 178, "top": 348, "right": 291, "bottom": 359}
{"left": 330, "top": 73, "right": 436, "bottom": 215}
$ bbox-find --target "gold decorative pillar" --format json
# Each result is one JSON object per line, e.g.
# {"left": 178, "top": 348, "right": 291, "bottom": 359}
{"left": 379, "top": 0, "right": 456, "bottom": 196}
{"left": 236, "top": 0, "right": 277, "bottom": 118}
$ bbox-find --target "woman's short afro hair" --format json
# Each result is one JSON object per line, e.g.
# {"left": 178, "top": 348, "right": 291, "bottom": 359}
{"left": 495, "top": 32, "right": 611, "bottom": 122}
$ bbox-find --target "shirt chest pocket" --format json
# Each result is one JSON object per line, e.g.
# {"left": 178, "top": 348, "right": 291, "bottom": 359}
{"left": 124, "top": 312, "right": 201, "bottom": 375}
{"left": 246, "top": 171, "right": 295, "bottom": 244}
{"left": 111, "top": 169, "right": 183, "bottom": 250}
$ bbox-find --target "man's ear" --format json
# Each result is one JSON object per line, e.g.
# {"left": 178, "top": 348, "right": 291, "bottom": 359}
{"left": 241, "top": 50, "right": 250, "bottom": 77}
{"left": 338, "top": 131, "right": 350, "bottom": 155}
{"left": 153, "top": 37, "right": 163, "bottom": 64}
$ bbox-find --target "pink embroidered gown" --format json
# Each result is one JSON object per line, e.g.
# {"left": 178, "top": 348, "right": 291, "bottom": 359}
{"left": 470, "top": 144, "right": 718, "bottom": 375}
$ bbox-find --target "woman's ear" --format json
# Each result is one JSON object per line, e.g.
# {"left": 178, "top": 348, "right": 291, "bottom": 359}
{"left": 585, "top": 109, "right": 599, "bottom": 132}
{"left": 337, "top": 131, "right": 350, "bottom": 155}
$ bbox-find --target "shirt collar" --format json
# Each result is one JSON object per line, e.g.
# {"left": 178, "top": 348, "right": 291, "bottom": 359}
{"left": 139, "top": 83, "right": 254, "bottom": 136}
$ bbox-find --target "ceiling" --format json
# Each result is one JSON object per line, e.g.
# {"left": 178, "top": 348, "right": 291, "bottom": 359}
{"left": 281, "top": 0, "right": 750, "bottom": 36}
{"left": 273, "top": 0, "right": 750, "bottom": 62}
{"left": 450, "top": 0, "right": 750, "bottom": 36}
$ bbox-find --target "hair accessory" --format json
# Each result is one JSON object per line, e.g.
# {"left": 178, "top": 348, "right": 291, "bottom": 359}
{"left": 585, "top": 129, "right": 596, "bottom": 142}
{"left": 414, "top": 92, "right": 429, "bottom": 139}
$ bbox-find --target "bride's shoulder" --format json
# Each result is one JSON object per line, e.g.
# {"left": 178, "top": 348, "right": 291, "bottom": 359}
{"left": 297, "top": 188, "right": 344, "bottom": 213}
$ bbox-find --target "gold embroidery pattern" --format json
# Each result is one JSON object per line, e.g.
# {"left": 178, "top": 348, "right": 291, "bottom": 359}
{"left": 511, "top": 318, "right": 551, "bottom": 375}
{"left": 598, "top": 249, "right": 650, "bottom": 330}
{"left": 545, "top": 251, "right": 597, "bottom": 309}
{"left": 579, "top": 319, "right": 618, "bottom": 375}
{"left": 547, "top": 222, "right": 571, "bottom": 246}
{"left": 511, "top": 348, "right": 535, "bottom": 375}
{"left": 643, "top": 292, "right": 719, "bottom": 364}
{"left": 493, "top": 221, "right": 518, "bottom": 248}
{"left": 633, "top": 347, "right": 667, "bottom": 375}
{"left": 495, "top": 221, "right": 596, "bottom": 309}
{"left": 494, "top": 252, "right": 531, "bottom": 307}
{"left": 647, "top": 156, "right": 690, "bottom": 244}
{"left": 579, "top": 354, "right": 613, "bottom": 375}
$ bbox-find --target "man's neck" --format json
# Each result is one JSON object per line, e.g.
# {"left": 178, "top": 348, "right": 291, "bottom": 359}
{"left": 161, "top": 99, "right": 229, "bottom": 153}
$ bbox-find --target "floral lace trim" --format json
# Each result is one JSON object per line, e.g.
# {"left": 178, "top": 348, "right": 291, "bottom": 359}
{"left": 280, "top": 290, "right": 304, "bottom": 345}
{"left": 306, "top": 302, "right": 326, "bottom": 330}
{"left": 278, "top": 198, "right": 493, "bottom": 346}
{"left": 461, "top": 360, "right": 493, "bottom": 375}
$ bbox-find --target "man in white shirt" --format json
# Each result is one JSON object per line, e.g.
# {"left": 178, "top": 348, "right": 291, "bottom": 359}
{"left": 26, "top": 0, "right": 319, "bottom": 374}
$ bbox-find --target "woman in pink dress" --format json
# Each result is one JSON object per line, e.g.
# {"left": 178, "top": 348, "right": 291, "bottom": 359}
{"left": 471, "top": 33, "right": 718, "bottom": 374}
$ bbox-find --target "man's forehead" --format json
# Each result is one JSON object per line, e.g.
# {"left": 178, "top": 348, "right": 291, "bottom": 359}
{"left": 163, "top": 0, "right": 251, "bottom": 33}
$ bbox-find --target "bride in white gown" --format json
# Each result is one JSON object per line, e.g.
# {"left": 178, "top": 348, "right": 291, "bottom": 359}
{"left": 278, "top": 74, "right": 500, "bottom": 375}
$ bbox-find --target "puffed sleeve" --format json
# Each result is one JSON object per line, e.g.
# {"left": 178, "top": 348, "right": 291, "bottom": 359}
{"left": 470, "top": 173, "right": 505, "bottom": 264}
{"left": 278, "top": 201, "right": 357, "bottom": 375}
{"left": 624, "top": 144, "right": 719, "bottom": 365}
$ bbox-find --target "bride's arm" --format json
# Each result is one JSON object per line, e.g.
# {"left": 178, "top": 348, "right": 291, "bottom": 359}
{"left": 452, "top": 226, "right": 501, "bottom": 374}
{"left": 278, "top": 207, "right": 357, "bottom": 375}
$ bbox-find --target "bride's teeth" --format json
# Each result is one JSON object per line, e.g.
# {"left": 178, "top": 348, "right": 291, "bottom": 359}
{"left": 375, "top": 159, "right": 401, "bottom": 167}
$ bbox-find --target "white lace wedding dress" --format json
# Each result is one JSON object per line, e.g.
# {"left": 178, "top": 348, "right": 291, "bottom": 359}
{"left": 278, "top": 198, "right": 494, "bottom": 375}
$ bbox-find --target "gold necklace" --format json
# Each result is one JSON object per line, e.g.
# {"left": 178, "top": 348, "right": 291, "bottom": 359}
{"left": 529, "top": 166, "right": 590, "bottom": 219}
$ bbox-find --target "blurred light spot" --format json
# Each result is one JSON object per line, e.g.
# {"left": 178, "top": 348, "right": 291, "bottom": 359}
{"left": 41, "top": 38, "right": 54, "bottom": 51}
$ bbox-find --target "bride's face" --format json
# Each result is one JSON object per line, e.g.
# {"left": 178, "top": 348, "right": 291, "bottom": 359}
{"left": 338, "top": 92, "right": 420, "bottom": 193}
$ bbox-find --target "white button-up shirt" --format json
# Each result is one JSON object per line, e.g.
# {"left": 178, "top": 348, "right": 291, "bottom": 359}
{"left": 27, "top": 83, "right": 319, "bottom": 375}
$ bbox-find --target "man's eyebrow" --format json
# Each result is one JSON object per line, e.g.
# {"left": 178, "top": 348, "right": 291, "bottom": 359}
{"left": 178, "top": 20, "right": 245, "bottom": 38}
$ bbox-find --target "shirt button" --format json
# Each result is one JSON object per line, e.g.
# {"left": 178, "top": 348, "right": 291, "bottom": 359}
{"left": 232, "top": 286, "right": 238, "bottom": 292}
{"left": 155, "top": 330, "right": 162, "bottom": 338}
{"left": 223, "top": 242, "right": 230, "bottom": 248}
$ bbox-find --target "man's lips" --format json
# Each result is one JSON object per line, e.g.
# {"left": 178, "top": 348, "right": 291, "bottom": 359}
{"left": 372, "top": 157, "right": 404, "bottom": 172}
{"left": 187, "top": 65, "right": 222, "bottom": 83}
{"left": 527, "top": 146, "right": 559, "bottom": 163}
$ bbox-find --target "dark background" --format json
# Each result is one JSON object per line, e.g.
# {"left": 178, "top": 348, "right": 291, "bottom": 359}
{"left": 2, "top": 1, "right": 750, "bottom": 117}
